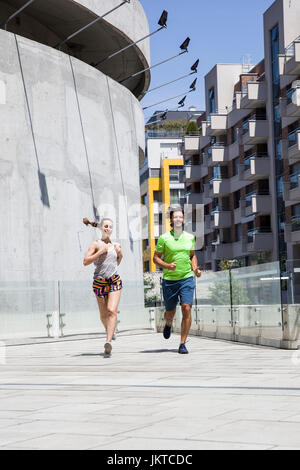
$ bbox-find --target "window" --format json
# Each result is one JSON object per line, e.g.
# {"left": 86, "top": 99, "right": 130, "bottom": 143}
{"left": 271, "top": 24, "right": 280, "bottom": 87}
{"left": 234, "top": 190, "right": 240, "bottom": 209}
{"left": 233, "top": 158, "right": 239, "bottom": 177}
{"left": 169, "top": 166, "right": 184, "bottom": 183}
{"left": 235, "top": 224, "right": 242, "bottom": 242}
{"left": 170, "top": 189, "right": 184, "bottom": 205}
{"left": 209, "top": 87, "right": 216, "bottom": 114}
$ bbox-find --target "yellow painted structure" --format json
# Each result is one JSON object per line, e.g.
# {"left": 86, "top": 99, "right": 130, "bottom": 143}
{"left": 142, "top": 158, "right": 184, "bottom": 272}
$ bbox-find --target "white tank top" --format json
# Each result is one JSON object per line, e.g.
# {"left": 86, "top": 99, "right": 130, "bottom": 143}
{"left": 93, "top": 240, "right": 118, "bottom": 279}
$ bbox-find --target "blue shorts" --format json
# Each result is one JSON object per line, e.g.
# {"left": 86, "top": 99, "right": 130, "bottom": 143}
{"left": 162, "top": 276, "right": 195, "bottom": 311}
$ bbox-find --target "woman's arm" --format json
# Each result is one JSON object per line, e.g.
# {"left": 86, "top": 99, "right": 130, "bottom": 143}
{"left": 115, "top": 243, "right": 123, "bottom": 266}
{"left": 83, "top": 242, "right": 107, "bottom": 266}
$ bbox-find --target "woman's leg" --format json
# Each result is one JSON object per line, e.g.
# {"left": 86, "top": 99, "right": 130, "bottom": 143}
{"left": 106, "top": 290, "right": 122, "bottom": 342}
{"left": 95, "top": 295, "right": 109, "bottom": 332}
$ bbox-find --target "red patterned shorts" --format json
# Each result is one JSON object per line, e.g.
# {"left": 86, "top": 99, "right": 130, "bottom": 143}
{"left": 93, "top": 274, "right": 123, "bottom": 298}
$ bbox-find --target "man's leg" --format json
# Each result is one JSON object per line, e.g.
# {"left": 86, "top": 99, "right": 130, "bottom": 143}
{"left": 165, "top": 309, "right": 176, "bottom": 326}
{"left": 180, "top": 303, "right": 192, "bottom": 344}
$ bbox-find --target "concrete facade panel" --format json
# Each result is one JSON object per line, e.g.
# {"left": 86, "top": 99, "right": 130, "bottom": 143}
{"left": 0, "top": 29, "right": 144, "bottom": 289}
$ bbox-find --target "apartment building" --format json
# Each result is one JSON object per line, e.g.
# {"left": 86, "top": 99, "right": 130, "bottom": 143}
{"left": 184, "top": 0, "right": 300, "bottom": 275}
{"left": 141, "top": 109, "right": 203, "bottom": 272}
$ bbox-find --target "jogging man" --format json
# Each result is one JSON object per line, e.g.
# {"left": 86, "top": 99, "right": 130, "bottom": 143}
{"left": 153, "top": 206, "right": 202, "bottom": 354}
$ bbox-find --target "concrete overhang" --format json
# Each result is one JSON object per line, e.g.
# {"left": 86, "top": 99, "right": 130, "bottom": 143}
{"left": 0, "top": 0, "right": 151, "bottom": 100}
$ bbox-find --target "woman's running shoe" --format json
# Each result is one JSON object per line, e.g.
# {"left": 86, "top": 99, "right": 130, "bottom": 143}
{"left": 104, "top": 342, "right": 112, "bottom": 356}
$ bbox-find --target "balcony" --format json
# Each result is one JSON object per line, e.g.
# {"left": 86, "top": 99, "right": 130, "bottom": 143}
{"left": 205, "top": 114, "right": 228, "bottom": 136}
{"left": 228, "top": 139, "right": 240, "bottom": 161}
{"left": 234, "top": 202, "right": 246, "bottom": 224}
{"left": 246, "top": 229, "right": 273, "bottom": 252}
{"left": 211, "top": 210, "right": 232, "bottom": 228}
{"left": 240, "top": 82, "right": 267, "bottom": 109}
{"left": 285, "top": 217, "right": 300, "bottom": 244}
{"left": 280, "top": 88, "right": 300, "bottom": 118}
{"left": 185, "top": 192, "right": 202, "bottom": 205}
{"left": 206, "top": 144, "right": 228, "bottom": 166}
{"left": 231, "top": 240, "right": 245, "bottom": 258}
{"left": 242, "top": 154, "right": 270, "bottom": 180}
{"left": 241, "top": 118, "right": 268, "bottom": 145}
{"left": 208, "top": 178, "right": 230, "bottom": 197}
{"left": 279, "top": 40, "right": 300, "bottom": 76}
{"left": 183, "top": 135, "right": 200, "bottom": 155}
{"left": 200, "top": 246, "right": 213, "bottom": 264}
{"left": 283, "top": 174, "right": 300, "bottom": 202}
{"left": 185, "top": 165, "right": 207, "bottom": 182}
{"left": 214, "top": 243, "right": 233, "bottom": 260}
{"left": 245, "top": 193, "right": 272, "bottom": 216}
{"left": 287, "top": 130, "right": 300, "bottom": 159}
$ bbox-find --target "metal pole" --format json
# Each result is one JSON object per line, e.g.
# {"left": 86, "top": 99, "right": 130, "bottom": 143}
{"left": 56, "top": 0, "right": 130, "bottom": 50}
{"left": 119, "top": 50, "right": 188, "bottom": 84}
{"left": 4, "top": 0, "right": 36, "bottom": 30}
{"left": 146, "top": 71, "right": 196, "bottom": 94}
{"left": 143, "top": 88, "right": 195, "bottom": 111}
{"left": 94, "top": 26, "right": 165, "bottom": 67}
{"left": 229, "top": 268, "right": 234, "bottom": 327}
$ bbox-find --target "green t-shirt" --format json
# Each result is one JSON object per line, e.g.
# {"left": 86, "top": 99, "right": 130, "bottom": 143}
{"left": 155, "top": 230, "right": 195, "bottom": 281}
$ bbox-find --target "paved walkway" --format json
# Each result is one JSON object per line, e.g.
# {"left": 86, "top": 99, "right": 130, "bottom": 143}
{"left": 0, "top": 332, "right": 300, "bottom": 450}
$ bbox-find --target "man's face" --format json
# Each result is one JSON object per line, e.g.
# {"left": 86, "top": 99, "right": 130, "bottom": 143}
{"left": 172, "top": 211, "right": 184, "bottom": 229}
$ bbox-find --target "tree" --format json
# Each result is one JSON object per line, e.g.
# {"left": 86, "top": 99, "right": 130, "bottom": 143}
{"left": 185, "top": 121, "right": 199, "bottom": 136}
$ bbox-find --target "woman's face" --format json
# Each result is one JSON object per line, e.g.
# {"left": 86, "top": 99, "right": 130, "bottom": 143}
{"left": 101, "top": 220, "right": 113, "bottom": 238}
{"left": 172, "top": 211, "right": 184, "bottom": 229}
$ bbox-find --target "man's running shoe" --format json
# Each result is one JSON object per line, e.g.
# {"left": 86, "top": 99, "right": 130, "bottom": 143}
{"left": 112, "top": 334, "right": 117, "bottom": 341}
{"left": 163, "top": 323, "right": 172, "bottom": 339}
{"left": 178, "top": 343, "right": 189, "bottom": 354}
{"left": 104, "top": 342, "right": 112, "bottom": 356}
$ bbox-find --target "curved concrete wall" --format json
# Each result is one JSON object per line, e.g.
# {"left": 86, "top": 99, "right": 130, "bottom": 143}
{"left": 76, "top": 0, "right": 150, "bottom": 66}
{"left": 0, "top": 29, "right": 145, "bottom": 288}
{"left": 0, "top": 0, "right": 151, "bottom": 98}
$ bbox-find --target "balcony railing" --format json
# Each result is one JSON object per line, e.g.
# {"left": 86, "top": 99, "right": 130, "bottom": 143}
{"left": 286, "top": 87, "right": 299, "bottom": 104}
{"left": 247, "top": 227, "right": 272, "bottom": 243}
{"left": 291, "top": 215, "right": 300, "bottom": 232}
{"left": 245, "top": 190, "right": 270, "bottom": 207}
{"left": 285, "top": 35, "right": 300, "bottom": 56}
{"left": 288, "top": 129, "right": 300, "bottom": 148}
{"left": 290, "top": 172, "right": 300, "bottom": 190}
{"left": 244, "top": 152, "right": 268, "bottom": 171}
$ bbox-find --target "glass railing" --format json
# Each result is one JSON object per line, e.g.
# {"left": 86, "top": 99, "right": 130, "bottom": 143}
{"left": 244, "top": 156, "right": 251, "bottom": 170}
{"left": 245, "top": 191, "right": 255, "bottom": 206}
{"left": 290, "top": 172, "right": 300, "bottom": 190}
{"left": 286, "top": 87, "right": 297, "bottom": 104}
{"left": 167, "top": 261, "right": 283, "bottom": 339}
{"left": 247, "top": 227, "right": 271, "bottom": 243}
{"left": 288, "top": 130, "right": 299, "bottom": 148}
{"left": 285, "top": 35, "right": 300, "bottom": 56}
{"left": 291, "top": 215, "right": 300, "bottom": 232}
{"left": 0, "top": 280, "right": 151, "bottom": 340}
{"left": 242, "top": 120, "right": 249, "bottom": 135}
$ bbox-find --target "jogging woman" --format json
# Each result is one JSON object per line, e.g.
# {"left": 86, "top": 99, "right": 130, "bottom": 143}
{"left": 83, "top": 217, "right": 123, "bottom": 356}
{"left": 153, "top": 206, "right": 201, "bottom": 354}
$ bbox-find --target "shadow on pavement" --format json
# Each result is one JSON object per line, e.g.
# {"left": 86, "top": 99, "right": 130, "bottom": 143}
{"left": 139, "top": 349, "right": 178, "bottom": 354}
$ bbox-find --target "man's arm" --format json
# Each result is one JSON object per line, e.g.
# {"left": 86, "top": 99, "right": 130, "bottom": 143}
{"left": 153, "top": 252, "right": 177, "bottom": 271}
{"left": 190, "top": 250, "right": 202, "bottom": 278}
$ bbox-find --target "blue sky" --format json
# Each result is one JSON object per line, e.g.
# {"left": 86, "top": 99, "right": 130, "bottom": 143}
{"left": 140, "top": 0, "right": 274, "bottom": 121}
